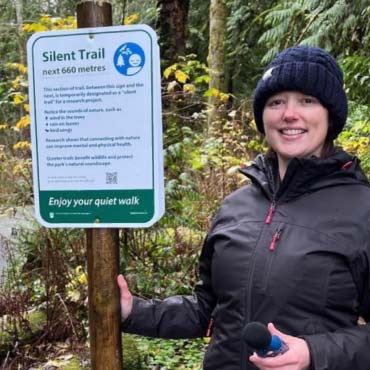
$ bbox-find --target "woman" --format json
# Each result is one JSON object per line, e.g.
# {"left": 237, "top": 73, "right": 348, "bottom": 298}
{"left": 117, "top": 46, "right": 370, "bottom": 370}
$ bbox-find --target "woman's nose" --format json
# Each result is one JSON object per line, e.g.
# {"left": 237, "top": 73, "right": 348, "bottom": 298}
{"left": 282, "top": 102, "right": 299, "bottom": 121}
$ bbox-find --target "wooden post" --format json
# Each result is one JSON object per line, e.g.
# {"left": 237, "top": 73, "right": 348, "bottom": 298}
{"left": 76, "top": 2, "right": 123, "bottom": 369}
{"left": 86, "top": 228, "right": 122, "bottom": 370}
{"left": 77, "top": 1, "right": 113, "bottom": 28}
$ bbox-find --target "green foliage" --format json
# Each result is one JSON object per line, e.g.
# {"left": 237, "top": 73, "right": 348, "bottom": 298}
{"left": 224, "top": 0, "right": 276, "bottom": 96}
{"left": 163, "top": 127, "right": 205, "bottom": 225}
{"left": 134, "top": 336, "right": 206, "bottom": 370}
{"left": 21, "top": 0, "right": 76, "bottom": 20}
{"left": 0, "top": 1, "right": 20, "bottom": 63}
{"left": 258, "top": 0, "right": 370, "bottom": 62}
{"left": 0, "top": 308, "right": 47, "bottom": 356}
{"left": 187, "top": 0, "right": 210, "bottom": 62}
{"left": 160, "top": 55, "right": 214, "bottom": 229}
{"left": 0, "top": 62, "right": 29, "bottom": 149}
{"left": 164, "top": 55, "right": 209, "bottom": 89}
{"left": 337, "top": 103, "right": 370, "bottom": 176}
{"left": 59, "top": 357, "right": 84, "bottom": 370}
{"left": 341, "top": 55, "right": 370, "bottom": 106}
{"left": 3, "top": 217, "right": 88, "bottom": 338}
{"left": 120, "top": 0, "right": 158, "bottom": 27}
{"left": 0, "top": 152, "right": 32, "bottom": 206}
{"left": 22, "top": 14, "right": 76, "bottom": 32}
{"left": 121, "top": 225, "right": 204, "bottom": 300}
{"left": 122, "top": 334, "right": 144, "bottom": 369}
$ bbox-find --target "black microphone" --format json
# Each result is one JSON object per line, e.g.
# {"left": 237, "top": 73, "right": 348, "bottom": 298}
{"left": 243, "top": 321, "right": 288, "bottom": 357}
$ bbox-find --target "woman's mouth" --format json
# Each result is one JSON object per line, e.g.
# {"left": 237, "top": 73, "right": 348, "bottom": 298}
{"left": 279, "top": 128, "right": 307, "bottom": 136}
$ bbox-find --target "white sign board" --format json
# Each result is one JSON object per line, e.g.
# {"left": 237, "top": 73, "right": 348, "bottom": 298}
{"left": 27, "top": 25, "right": 164, "bottom": 228}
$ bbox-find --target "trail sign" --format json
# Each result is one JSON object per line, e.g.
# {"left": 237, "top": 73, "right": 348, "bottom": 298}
{"left": 27, "top": 25, "right": 164, "bottom": 228}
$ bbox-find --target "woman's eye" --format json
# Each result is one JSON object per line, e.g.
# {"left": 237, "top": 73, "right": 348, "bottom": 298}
{"left": 303, "top": 96, "right": 317, "bottom": 104}
{"left": 268, "top": 98, "right": 283, "bottom": 106}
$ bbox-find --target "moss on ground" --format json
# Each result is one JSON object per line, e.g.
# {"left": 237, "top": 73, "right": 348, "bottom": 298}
{"left": 0, "top": 309, "right": 46, "bottom": 355}
{"left": 59, "top": 357, "right": 83, "bottom": 370}
{"left": 122, "top": 334, "right": 144, "bottom": 370}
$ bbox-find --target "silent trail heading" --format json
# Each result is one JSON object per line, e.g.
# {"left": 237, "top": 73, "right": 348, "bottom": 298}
{"left": 43, "top": 48, "right": 105, "bottom": 62}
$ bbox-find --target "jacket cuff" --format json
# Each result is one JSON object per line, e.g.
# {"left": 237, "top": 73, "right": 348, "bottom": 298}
{"left": 300, "top": 336, "right": 315, "bottom": 370}
{"left": 120, "top": 296, "right": 138, "bottom": 331}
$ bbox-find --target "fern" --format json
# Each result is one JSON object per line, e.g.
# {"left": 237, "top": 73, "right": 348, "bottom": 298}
{"left": 258, "top": 0, "right": 368, "bottom": 59}
{"left": 261, "top": 46, "right": 280, "bottom": 64}
{"left": 299, "top": 34, "right": 323, "bottom": 47}
{"left": 265, "top": 7, "right": 298, "bottom": 24}
{"left": 341, "top": 14, "right": 356, "bottom": 32}
{"left": 324, "top": 0, "right": 349, "bottom": 23}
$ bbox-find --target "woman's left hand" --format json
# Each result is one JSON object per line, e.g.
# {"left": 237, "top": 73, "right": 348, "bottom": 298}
{"left": 249, "top": 323, "right": 310, "bottom": 370}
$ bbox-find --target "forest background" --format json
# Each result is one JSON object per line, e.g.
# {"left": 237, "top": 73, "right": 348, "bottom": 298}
{"left": 0, "top": 0, "right": 369, "bottom": 369}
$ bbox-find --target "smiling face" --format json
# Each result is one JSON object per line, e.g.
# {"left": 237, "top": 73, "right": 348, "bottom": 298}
{"left": 129, "top": 53, "right": 142, "bottom": 67}
{"left": 263, "top": 91, "right": 329, "bottom": 177}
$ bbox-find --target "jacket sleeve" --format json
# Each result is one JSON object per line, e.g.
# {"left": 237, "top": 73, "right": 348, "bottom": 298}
{"left": 303, "top": 323, "right": 370, "bottom": 370}
{"left": 121, "top": 234, "right": 217, "bottom": 339}
{"left": 302, "top": 248, "right": 370, "bottom": 370}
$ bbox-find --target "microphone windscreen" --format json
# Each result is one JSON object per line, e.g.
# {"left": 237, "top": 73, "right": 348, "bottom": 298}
{"left": 242, "top": 322, "right": 271, "bottom": 350}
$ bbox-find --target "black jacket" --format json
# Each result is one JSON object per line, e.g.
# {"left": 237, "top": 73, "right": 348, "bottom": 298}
{"left": 122, "top": 149, "right": 370, "bottom": 370}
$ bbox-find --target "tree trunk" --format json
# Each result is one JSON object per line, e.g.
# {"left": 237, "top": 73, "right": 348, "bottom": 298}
{"left": 156, "top": 0, "right": 190, "bottom": 67}
{"left": 206, "top": 0, "right": 228, "bottom": 198}
{"left": 207, "top": 0, "right": 228, "bottom": 130}
{"left": 14, "top": 0, "right": 25, "bottom": 125}
{"left": 14, "top": 0, "right": 25, "bottom": 65}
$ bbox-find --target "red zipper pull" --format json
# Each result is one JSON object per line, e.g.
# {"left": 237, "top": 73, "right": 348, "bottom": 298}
{"left": 265, "top": 202, "right": 276, "bottom": 224}
{"left": 206, "top": 318, "right": 214, "bottom": 337}
{"left": 269, "top": 229, "right": 282, "bottom": 251}
{"left": 341, "top": 161, "right": 353, "bottom": 170}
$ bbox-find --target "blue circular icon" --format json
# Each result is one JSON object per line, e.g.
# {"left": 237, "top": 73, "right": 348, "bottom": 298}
{"left": 113, "top": 42, "right": 145, "bottom": 76}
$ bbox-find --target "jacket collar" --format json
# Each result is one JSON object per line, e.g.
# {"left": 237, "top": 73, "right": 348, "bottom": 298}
{"left": 239, "top": 149, "right": 369, "bottom": 202}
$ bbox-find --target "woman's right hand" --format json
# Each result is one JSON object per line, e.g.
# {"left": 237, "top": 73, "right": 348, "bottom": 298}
{"left": 117, "top": 274, "right": 133, "bottom": 321}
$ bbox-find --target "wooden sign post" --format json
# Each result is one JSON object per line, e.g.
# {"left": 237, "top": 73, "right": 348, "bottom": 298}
{"left": 85, "top": 226, "right": 122, "bottom": 370}
{"left": 77, "top": 2, "right": 122, "bottom": 369}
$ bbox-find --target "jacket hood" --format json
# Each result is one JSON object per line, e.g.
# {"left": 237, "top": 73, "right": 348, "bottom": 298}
{"left": 239, "top": 149, "right": 369, "bottom": 202}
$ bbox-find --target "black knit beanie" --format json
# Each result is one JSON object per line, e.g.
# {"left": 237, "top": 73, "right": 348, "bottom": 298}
{"left": 253, "top": 46, "right": 347, "bottom": 139}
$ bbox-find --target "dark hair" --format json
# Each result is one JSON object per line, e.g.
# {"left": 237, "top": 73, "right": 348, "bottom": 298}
{"left": 320, "top": 116, "right": 336, "bottom": 158}
{"left": 320, "top": 140, "right": 335, "bottom": 158}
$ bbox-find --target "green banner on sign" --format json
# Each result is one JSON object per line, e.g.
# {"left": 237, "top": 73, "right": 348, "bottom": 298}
{"left": 39, "top": 189, "right": 154, "bottom": 223}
